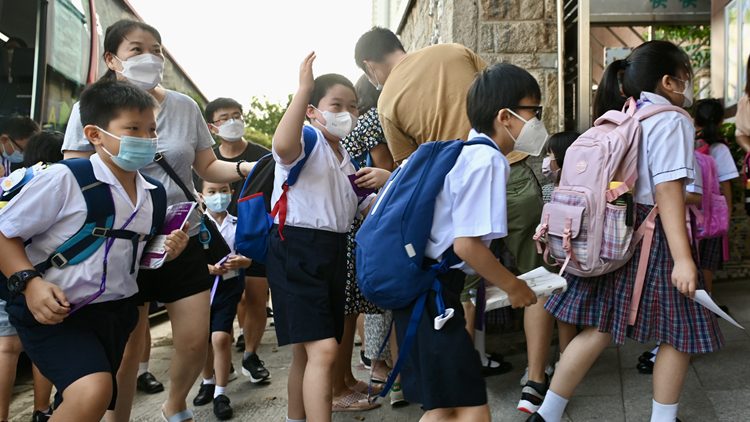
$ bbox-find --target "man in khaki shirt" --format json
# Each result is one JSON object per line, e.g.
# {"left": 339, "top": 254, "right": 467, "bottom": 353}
{"left": 354, "top": 27, "right": 549, "bottom": 381}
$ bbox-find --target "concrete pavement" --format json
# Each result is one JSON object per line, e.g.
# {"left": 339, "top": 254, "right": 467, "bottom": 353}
{"left": 8, "top": 278, "right": 750, "bottom": 421}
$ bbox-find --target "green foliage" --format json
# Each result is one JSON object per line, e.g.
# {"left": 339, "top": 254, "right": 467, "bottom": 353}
{"left": 721, "top": 122, "right": 746, "bottom": 170}
{"left": 245, "top": 127, "right": 272, "bottom": 150}
{"left": 245, "top": 94, "right": 293, "bottom": 138}
{"left": 654, "top": 25, "right": 711, "bottom": 70}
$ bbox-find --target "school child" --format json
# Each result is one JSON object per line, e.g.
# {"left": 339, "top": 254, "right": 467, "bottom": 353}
{"left": 1, "top": 115, "right": 40, "bottom": 177}
{"left": 692, "top": 99, "right": 738, "bottom": 293}
{"left": 530, "top": 40, "right": 723, "bottom": 422}
{"left": 202, "top": 96, "right": 271, "bottom": 383}
{"left": 191, "top": 179, "right": 251, "bottom": 420}
{"left": 0, "top": 80, "right": 190, "bottom": 422}
{"left": 22, "top": 130, "right": 65, "bottom": 167}
{"left": 269, "top": 52, "right": 381, "bottom": 422}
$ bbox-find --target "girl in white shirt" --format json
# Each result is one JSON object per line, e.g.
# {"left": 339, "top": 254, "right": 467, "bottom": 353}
{"left": 532, "top": 41, "right": 723, "bottom": 422}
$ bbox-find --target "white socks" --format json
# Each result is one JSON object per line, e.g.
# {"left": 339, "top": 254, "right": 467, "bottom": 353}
{"left": 137, "top": 361, "right": 149, "bottom": 377}
{"left": 286, "top": 418, "right": 306, "bottom": 422}
{"left": 239, "top": 327, "right": 244, "bottom": 336}
{"left": 651, "top": 400, "right": 678, "bottom": 422}
{"left": 474, "top": 329, "right": 500, "bottom": 368}
{"left": 203, "top": 376, "right": 216, "bottom": 385}
{"left": 537, "top": 390, "right": 569, "bottom": 422}
{"left": 214, "top": 385, "right": 227, "bottom": 398}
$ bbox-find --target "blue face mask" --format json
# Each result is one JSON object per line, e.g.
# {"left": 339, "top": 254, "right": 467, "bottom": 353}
{"left": 95, "top": 126, "right": 158, "bottom": 171}
{"left": 2, "top": 140, "right": 24, "bottom": 163}
{"left": 204, "top": 193, "right": 231, "bottom": 213}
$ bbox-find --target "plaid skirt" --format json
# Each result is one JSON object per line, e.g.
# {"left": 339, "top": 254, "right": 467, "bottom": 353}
{"left": 545, "top": 204, "right": 724, "bottom": 354}
{"left": 697, "top": 237, "right": 724, "bottom": 272}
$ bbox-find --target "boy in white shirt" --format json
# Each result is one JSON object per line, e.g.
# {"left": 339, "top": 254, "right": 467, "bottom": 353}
{"left": 0, "top": 80, "right": 189, "bottom": 422}
{"left": 391, "top": 63, "right": 539, "bottom": 422}
{"left": 192, "top": 179, "right": 251, "bottom": 420}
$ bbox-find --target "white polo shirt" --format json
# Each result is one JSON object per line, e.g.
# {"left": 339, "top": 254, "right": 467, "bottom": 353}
{"left": 634, "top": 92, "right": 695, "bottom": 206}
{"left": 0, "top": 154, "right": 157, "bottom": 304}
{"left": 709, "top": 143, "right": 740, "bottom": 182}
{"left": 271, "top": 126, "right": 374, "bottom": 233}
{"left": 426, "top": 130, "right": 510, "bottom": 274}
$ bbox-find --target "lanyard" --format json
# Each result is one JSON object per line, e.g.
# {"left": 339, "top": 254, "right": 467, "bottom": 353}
{"left": 209, "top": 255, "right": 231, "bottom": 305}
{"left": 68, "top": 204, "right": 140, "bottom": 314}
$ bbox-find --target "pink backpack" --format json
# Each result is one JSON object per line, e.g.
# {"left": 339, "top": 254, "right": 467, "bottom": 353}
{"left": 689, "top": 145, "right": 729, "bottom": 240}
{"left": 534, "top": 97, "right": 691, "bottom": 278}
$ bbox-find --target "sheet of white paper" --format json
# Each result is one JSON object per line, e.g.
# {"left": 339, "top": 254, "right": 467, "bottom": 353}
{"left": 692, "top": 289, "right": 744, "bottom": 330}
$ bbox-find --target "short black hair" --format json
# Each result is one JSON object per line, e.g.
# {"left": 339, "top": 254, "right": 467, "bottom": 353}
{"left": 23, "top": 131, "right": 64, "bottom": 166}
{"left": 546, "top": 131, "right": 580, "bottom": 170}
{"left": 193, "top": 176, "right": 231, "bottom": 194}
{"left": 355, "top": 74, "right": 381, "bottom": 115}
{"left": 466, "top": 63, "right": 542, "bottom": 137}
{"left": 205, "top": 97, "right": 243, "bottom": 123}
{"left": 1, "top": 115, "right": 40, "bottom": 141}
{"left": 79, "top": 80, "right": 159, "bottom": 129}
{"left": 354, "top": 27, "right": 405, "bottom": 73}
{"left": 101, "top": 19, "right": 162, "bottom": 82}
{"left": 308, "top": 74, "right": 356, "bottom": 119}
{"left": 693, "top": 98, "right": 725, "bottom": 145}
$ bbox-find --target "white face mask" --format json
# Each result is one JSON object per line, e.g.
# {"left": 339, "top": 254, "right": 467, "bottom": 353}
{"left": 310, "top": 105, "right": 357, "bottom": 139}
{"left": 212, "top": 119, "right": 245, "bottom": 142}
{"left": 502, "top": 109, "right": 549, "bottom": 156}
{"left": 671, "top": 77, "right": 694, "bottom": 108}
{"left": 367, "top": 63, "right": 383, "bottom": 91}
{"left": 115, "top": 54, "right": 165, "bottom": 90}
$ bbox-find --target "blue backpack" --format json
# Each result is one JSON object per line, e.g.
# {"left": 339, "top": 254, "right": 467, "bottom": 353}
{"left": 235, "top": 126, "right": 318, "bottom": 264}
{"left": 0, "top": 158, "right": 167, "bottom": 300}
{"left": 355, "top": 137, "right": 499, "bottom": 400}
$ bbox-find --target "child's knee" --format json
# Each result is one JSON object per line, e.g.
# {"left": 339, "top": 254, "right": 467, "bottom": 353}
{"left": 0, "top": 335, "right": 23, "bottom": 355}
{"left": 211, "top": 332, "right": 232, "bottom": 349}
{"left": 62, "top": 372, "right": 113, "bottom": 411}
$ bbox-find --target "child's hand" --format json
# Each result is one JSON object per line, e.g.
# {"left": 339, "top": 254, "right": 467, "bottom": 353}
{"left": 224, "top": 255, "right": 252, "bottom": 270}
{"left": 208, "top": 264, "right": 228, "bottom": 276}
{"left": 299, "top": 51, "right": 316, "bottom": 94}
{"left": 505, "top": 278, "right": 538, "bottom": 309}
{"left": 355, "top": 167, "right": 391, "bottom": 189}
{"left": 23, "top": 278, "right": 70, "bottom": 324}
{"left": 164, "top": 222, "right": 190, "bottom": 262}
{"left": 672, "top": 258, "right": 698, "bottom": 299}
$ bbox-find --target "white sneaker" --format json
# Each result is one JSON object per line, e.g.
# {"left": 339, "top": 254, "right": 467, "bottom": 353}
{"left": 390, "top": 383, "right": 408, "bottom": 407}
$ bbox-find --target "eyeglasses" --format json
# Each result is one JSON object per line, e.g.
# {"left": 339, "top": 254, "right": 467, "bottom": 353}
{"left": 515, "top": 106, "right": 543, "bottom": 121}
{"left": 211, "top": 115, "right": 245, "bottom": 125}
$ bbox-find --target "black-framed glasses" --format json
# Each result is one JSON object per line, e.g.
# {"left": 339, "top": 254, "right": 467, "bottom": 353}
{"left": 515, "top": 106, "right": 543, "bottom": 121}
{"left": 210, "top": 114, "right": 245, "bottom": 125}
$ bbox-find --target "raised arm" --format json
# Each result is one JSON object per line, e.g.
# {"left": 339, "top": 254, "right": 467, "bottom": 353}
{"left": 274, "top": 52, "right": 316, "bottom": 165}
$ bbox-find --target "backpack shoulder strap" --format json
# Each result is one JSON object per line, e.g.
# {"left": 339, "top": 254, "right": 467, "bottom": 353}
{"left": 634, "top": 103, "right": 692, "bottom": 121}
{"left": 35, "top": 159, "right": 115, "bottom": 272}
{"left": 142, "top": 173, "right": 167, "bottom": 234}
{"left": 464, "top": 138, "right": 500, "bottom": 151}
{"left": 287, "top": 126, "right": 318, "bottom": 187}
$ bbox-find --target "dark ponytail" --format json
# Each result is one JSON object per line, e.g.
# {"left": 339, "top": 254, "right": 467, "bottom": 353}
{"left": 693, "top": 98, "right": 724, "bottom": 145}
{"left": 101, "top": 19, "right": 162, "bottom": 81}
{"left": 593, "top": 41, "right": 692, "bottom": 119}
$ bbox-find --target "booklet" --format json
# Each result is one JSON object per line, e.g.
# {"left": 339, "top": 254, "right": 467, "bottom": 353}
{"left": 482, "top": 266, "right": 568, "bottom": 311}
{"left": 140, "top": 202, "right": 196, "bottom": 269}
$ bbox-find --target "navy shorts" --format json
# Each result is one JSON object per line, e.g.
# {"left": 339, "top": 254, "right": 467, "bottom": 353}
{"left": 136, "top": 235, "right": 212, "bottom": 304}
{"left": 6, "top": 295, "right": 138, "bottom": 410}
{"left": 244, "top": 260, "right": 267, "bottom": 278}
{"left": 210, "top": 276, "right": 244, "bottom": 336}
{"left": 266, "top": 224, "right": 347, "bottom": 347}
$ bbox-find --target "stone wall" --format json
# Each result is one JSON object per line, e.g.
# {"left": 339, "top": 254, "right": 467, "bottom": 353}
{"left": 397, "top": 0, "right": 559, "bottom": 181}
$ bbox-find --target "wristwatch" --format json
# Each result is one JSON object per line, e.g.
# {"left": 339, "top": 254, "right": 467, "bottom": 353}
{"left": 7, "top": 269, "right": 42, "bottom": 294}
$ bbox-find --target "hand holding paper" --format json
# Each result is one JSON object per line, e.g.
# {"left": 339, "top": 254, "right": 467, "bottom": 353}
{"left": 692, "top": 289, "right": 744, "bottom": 330}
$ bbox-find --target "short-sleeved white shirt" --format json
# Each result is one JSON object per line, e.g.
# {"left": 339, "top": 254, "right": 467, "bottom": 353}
{"left": 709, "top": 143, "right": 740, "bottom": 182}
{"left": 425, "top": 130, "right": 510, "bottom": 275}
{"left": 61, "top": 91, "right": 215, "bottom": 237}
{"left": 0, "top": 154, "right": 157, "bottom": 304}
{"left": 271, "top": 126, "right": 374, "bottom": 233}
{"left": 634, "top": 92, "right": 695, "bottom": 206}
{"left": 686, "top": 155, "right": 703, "bottom": 194}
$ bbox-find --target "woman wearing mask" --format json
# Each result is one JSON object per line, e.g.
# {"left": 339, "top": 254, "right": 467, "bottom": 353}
{"left": 62, "top": 19, "right": 254, "bottom": 422}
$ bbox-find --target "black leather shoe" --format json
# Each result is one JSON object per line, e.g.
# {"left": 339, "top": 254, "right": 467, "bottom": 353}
{"left": 636, "top": 361, "right": 654, "bottom": 374}
{"left": 192, "top": 383, "right": 215, "bottom": 406}
{"left": 213, "top": 394, "right": 233, "bottom": 420}
{"left": 136, "top": 372, "right": 164, "bottom": 394}
{"left": 482, "top": 356, "right": 513, "bottom": 377}
{"left": 526, "top": 412, "right": 547, "bottom": 422}
{"left": 639, "top": 351, "right": 655, "bottom": 364}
